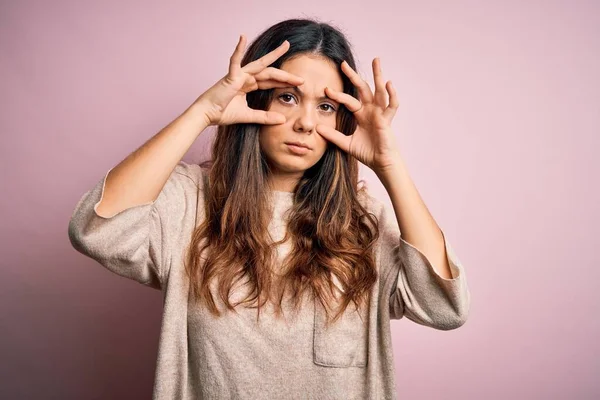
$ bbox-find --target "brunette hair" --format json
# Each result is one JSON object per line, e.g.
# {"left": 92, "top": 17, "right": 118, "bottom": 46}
{"left": 185, "top": 17, "right": 380, "bottom": 326}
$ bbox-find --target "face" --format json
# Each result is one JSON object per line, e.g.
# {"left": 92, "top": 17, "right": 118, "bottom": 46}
{"left": 259, "top": 54, "right": 344, "bottom": 192}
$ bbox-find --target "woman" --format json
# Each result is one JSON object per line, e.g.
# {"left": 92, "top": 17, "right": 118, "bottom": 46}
{"left": 68, "top": 18, "right": 470, "bottom": 400}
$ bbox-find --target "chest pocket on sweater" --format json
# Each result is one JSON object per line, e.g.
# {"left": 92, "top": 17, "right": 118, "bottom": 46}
{"left": 313, "top": 298, "right": 369, "bottom": 368}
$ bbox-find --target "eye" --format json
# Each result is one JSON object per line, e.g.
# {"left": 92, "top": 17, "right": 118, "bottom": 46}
{"left": 320, "top": 104, "right": 336, "bottom": 113}
{"left": 278, "top": 93, "right": 296, "bottom": 104}
{"left": 278, "top": 93, "right": 337, "bottom": 113}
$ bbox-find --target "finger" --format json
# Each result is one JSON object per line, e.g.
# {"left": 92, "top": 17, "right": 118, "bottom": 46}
{"left": 383, "top": 80, "right": 399, "bottom": 122}
{"left": 247, "top": 110, "right": 286, "bottom": 125}
{"left": 256, "top": 79, "right": 302, "bottom": 90}
{"left": 243, "top": 40, "right": 290, "bottom": 75}
{"left": 372, "top": 58, "right": 387, "bottom": 109}
{"left": 254, "top": 67, "right": 304, "bottom": 86}
{"left": 324, "top": 87, "right": 362, "bottom": 113}
{"left": 314, "top": 124, "right": 352, "bottom": 153}
{"left": 229, "top": 34, "right": 246, "bottom": 76}
{"left": 341, "top": 61, "right": 373, "bottom": 104}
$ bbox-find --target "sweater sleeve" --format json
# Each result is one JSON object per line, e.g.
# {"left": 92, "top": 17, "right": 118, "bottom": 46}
{"left": 67, "top": 161, "right": 203, "bottom": 290}
{"left": 373, "top": 197, "right": 471, "bottom": 330}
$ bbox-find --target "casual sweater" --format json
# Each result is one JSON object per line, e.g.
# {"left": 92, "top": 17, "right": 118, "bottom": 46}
{"left": 67, "top": 161, "right": 470, "bottom": 400}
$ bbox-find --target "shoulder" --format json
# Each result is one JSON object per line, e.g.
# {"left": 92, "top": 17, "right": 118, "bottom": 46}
{"left": 356, "top": 188, "right": 385, "bottom": 217}
{"left": 169, "top": 161, "right": 212, "bottom": 196}
{"left": 356, "top": 189, "right": 400, "bottom": 239}
{"left": 173, "top": 161, "right": 205, "bottom": 184}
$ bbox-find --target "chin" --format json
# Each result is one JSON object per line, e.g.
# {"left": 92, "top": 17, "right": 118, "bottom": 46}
{"left": 270, "top": 157, "right": 313, "bottom": 172}
{"left": 277, "top": 161, "right": 310, "bottom": 173}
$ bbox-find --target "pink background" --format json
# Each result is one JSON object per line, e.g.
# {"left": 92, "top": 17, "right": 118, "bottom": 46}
{"left": 2, "top": 0, "right": 598, "bottom": 398}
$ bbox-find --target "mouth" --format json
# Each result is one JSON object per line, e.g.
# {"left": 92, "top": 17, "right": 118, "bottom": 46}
{"left": 285, "top": 142, "right": 311, "bottom": 150}
{"left": 285, "top": 142, "right": 311, "bottom": 155}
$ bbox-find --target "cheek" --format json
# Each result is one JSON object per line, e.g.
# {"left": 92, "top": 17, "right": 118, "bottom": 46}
{"left": 317, "top": 142, "right": 329, "bottom": 157}
{"left": 259, "top": 126, "right": 282, "bottom": 151}
{"left": 258, "top": 128, "right": 270, "bottom": 152}
{"left": 267, "top": 99, "right": 285, "bottom": 115}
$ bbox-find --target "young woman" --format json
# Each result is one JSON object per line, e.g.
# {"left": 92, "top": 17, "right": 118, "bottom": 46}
{"left": 68, "top": 18, "right": 470, "bottom": 400}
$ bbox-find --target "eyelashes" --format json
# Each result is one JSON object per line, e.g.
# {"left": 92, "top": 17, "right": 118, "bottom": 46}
{"left": 277, "top": 93, "right": 337, "bottom": 113}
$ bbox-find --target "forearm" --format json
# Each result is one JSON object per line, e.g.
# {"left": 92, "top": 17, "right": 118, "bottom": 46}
{"left": 95, "top": 102, "right": 211, "bottom": 217}
{"left": 376, "top": 152, "right": 453, "bottom": 279}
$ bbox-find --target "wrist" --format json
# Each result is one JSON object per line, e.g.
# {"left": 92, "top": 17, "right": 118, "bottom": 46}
{"left": 184, "top": 100, "right": 214, "bottom": 129}
{"left": 375, "top": 156, "right": 407, "bottom": 188}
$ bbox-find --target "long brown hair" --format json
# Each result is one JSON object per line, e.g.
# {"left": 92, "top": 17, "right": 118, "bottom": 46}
{"left": 185, "top": 18, "right": 380, "bottom": 326}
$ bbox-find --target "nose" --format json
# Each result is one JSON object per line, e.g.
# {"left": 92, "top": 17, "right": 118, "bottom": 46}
{"left": 292, "top": 105, "right": 316, "bottom": 133}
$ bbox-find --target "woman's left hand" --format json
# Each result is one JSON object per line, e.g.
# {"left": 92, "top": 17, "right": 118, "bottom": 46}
{"left": 315, "top": 58, "right": 400, "bottom": 175}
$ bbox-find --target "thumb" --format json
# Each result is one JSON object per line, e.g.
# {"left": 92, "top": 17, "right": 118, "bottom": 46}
{"left": 247, "top": 110, "right": 286, "bottom": 125}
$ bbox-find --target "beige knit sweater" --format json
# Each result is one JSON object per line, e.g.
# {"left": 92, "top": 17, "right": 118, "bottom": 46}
{"left": 68, "top": 161, "right": 470, "bottom": 400}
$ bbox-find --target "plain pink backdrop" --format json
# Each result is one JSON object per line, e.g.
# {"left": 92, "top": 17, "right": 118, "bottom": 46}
{"left": 1, "top": 0, "right": 598, "bottom": 398}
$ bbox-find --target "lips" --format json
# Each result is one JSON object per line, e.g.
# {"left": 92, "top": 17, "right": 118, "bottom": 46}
{"left": 285, "top": 142, "right": 311, "bottom": 150}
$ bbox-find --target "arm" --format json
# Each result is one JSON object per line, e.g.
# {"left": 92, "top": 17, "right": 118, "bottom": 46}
{"left": 67, "top": 103, "right": 211, "bottom": 289}
{"left": 376, "top": 152, "right": 452, "bottom": 279}
{"left": 95, "top": 102, "right": 211, "bottom": 218}
{"left": 376, "top": 151, "right": 470, "bottom": 329}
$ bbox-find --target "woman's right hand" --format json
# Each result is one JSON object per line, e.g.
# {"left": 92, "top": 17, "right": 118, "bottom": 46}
{"left": 194, "top": 35, "right": 304, "bottom": 127}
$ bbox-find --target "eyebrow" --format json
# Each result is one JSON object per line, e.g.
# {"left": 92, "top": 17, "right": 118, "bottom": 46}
{"left": 277, "top": 86, "right": 338, "bottom": 103}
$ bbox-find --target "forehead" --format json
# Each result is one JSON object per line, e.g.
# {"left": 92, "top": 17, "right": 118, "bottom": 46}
{"left": 279, "top": 55, "right": 344, "bottom": 93}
